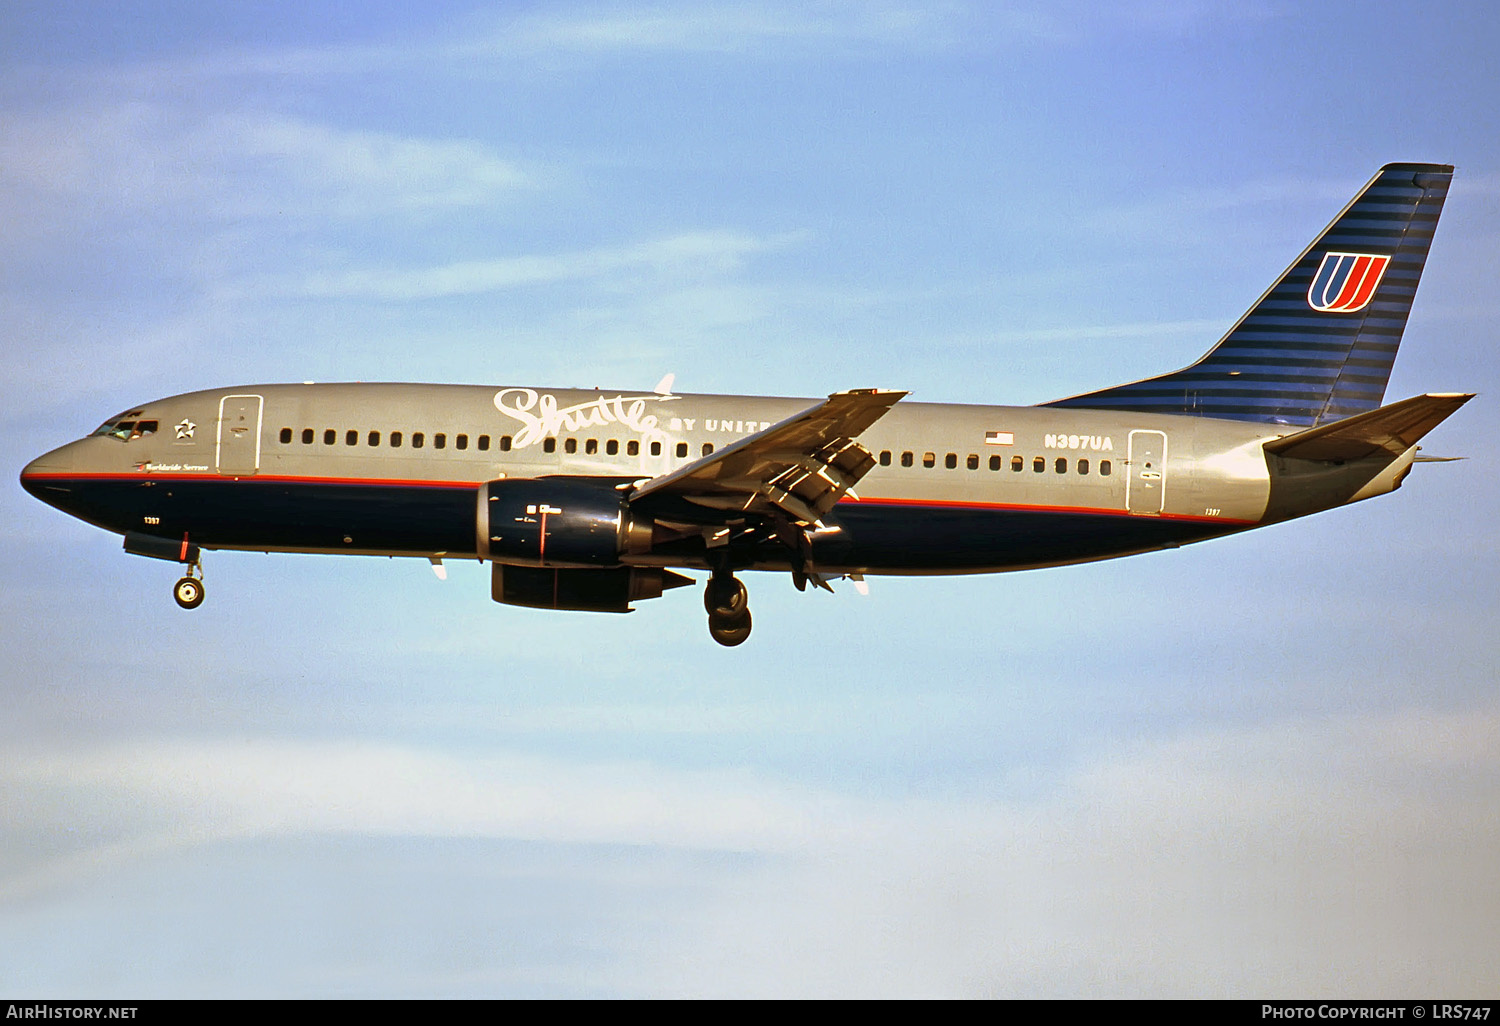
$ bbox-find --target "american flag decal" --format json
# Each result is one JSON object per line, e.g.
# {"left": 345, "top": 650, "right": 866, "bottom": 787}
{"left": 1307, "top": 252, "right": 1391, "bottom": 313}
{"left": 984, "top": 431, "right": 1014, "bottom": 445}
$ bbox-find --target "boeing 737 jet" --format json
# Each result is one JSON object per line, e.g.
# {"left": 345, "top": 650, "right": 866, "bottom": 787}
{"left": 21, "top": 163, "right": 1471, "bottom": 645}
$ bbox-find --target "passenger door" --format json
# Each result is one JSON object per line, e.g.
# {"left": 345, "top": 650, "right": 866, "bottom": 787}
{"left": 216, "top": 394, "right": 263, "bottom": 476}
{"left": 1126, "top": 430, "right": 1167, "bottom": 514}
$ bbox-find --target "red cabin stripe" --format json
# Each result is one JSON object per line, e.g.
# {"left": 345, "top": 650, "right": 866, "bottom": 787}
{"left": 20, "top": 471, "right": 1258, "bottom": 526}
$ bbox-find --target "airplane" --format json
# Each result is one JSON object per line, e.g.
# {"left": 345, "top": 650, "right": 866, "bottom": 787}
{"left": 20, "top": 162, "right": 1473, "bottom": 646}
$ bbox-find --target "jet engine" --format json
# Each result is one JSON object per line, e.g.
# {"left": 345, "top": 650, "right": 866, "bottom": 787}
{"left": 491, "top": 563, "right": 692, "bottom": 613}
{"left": 477, "top": 478, "right": 687, "bottom": 612}
{"left": 476, "top": 477, "right": 653, "bottom": 568}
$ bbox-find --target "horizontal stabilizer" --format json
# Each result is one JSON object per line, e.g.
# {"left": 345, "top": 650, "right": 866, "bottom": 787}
{"left": 1263, "top": 393, "right": 1474, "bottom": 462}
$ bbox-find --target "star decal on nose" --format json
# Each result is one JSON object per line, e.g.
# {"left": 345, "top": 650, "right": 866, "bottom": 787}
{"left": 175, "top": 419, "right": 196, "bottom": 440}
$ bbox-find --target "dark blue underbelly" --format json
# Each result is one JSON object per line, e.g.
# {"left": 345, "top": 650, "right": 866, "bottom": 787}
{"left": 31, "top": 477, "right": 1239, "bottom": 571}
{"left": 822, "top": 503, "right": 1236, "bottom": 571}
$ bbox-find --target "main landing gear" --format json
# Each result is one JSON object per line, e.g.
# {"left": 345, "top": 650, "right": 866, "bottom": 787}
{"left": 173, "top": 563, "right": 205, "bottom": 610}
{"left": 705, "top": 571, "right": 751, "bottom": 647}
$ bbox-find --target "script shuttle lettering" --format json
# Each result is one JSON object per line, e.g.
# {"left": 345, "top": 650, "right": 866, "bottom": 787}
{"left": 493, "top": 388, "right": 678, "bottom": 448}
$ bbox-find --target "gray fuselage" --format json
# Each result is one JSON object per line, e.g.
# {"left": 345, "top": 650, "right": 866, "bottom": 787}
{"left": 23, "top": 381, "right": 1363, "bottom": 577}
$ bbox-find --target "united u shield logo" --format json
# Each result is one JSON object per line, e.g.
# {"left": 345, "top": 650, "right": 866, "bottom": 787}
{"left": 1307, "top": 252, "right": 1391, "bottom": 313}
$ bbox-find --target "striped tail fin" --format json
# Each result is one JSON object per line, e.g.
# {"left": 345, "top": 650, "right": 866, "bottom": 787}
{"left": 1045, "top": 163, "right": 1453, "bottom": 426}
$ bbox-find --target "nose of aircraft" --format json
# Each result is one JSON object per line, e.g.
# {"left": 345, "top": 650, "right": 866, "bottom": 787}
{"left": 19, "top": 444, "right": 76, "bottom": 500}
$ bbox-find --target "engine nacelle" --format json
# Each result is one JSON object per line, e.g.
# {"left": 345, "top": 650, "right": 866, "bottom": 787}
{"left": 492, "top": 564, "right": 693, "bottom": 613}
{"left": 476, "top": 477, "right": 653, "bottom": 568}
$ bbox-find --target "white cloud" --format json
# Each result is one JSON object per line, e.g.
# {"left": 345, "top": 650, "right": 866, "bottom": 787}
{"left": 0, "top": 2, "right": 967, "bottom": 91}
{"left": 984, "top": 317, "right": 1226, "bottom": 344}
{"left": 0, "top": 739, "right": 892, "bottom": 909}
{"left": 488, "top": 1, "right": 964, "bottom": 58}
{"left": 0, "top": 103, "right": 531, "bottom": 227}
{"left": 0, "top": 0, "right": 1280, "bottom": 102}
{"left": 456, "top": 1, "right": 1271, "bottom": 62}
{"left": 635, "top": 707, "right": 1500, "bottom": 997}
{"left": 225, "top": 115, "right": 531, "bottom": 212}
{"left": 289, "top": 231, "right": 785, "bottom": 300}
{"left": 3, "top": 704, "right": 1496, "bottom": 995}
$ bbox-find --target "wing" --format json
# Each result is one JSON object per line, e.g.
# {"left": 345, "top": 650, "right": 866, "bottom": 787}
{"left": 630, "top": 388, "right": 906, "bottom": 525}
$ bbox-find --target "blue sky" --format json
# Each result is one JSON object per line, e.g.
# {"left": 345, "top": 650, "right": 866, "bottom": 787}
{"left": 2, "top": 0, "right": 1498, "bottom": 997}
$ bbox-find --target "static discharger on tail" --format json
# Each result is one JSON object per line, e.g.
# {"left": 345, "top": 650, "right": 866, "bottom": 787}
{"left": 21, "top": 164, "right": 1472, "bottom": 646}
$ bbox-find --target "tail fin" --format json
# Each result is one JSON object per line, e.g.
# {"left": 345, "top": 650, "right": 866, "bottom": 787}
{"left": 1045, "top": 163, "right": 1453, "bottom": 426}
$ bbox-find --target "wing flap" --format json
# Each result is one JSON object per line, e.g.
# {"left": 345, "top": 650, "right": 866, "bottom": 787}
{"left": 1263, "top": 393, "right": 1474, "bottom": 462}
{"left": 631, "top": 388, "right": 905, "bottom": 523}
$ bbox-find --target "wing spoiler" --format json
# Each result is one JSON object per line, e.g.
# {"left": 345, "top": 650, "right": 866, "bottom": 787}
{"left": 1263, "top": 393, "right": 1475, "bottom": 462}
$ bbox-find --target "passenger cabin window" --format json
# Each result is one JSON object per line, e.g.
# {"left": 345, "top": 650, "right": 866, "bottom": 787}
{"left": 323, "top": 429, "right": 336, "bottom": 445}
{"left": 1078, "top": 458, "right": 1089, "bottom": 474}
{"left": 1033, "top": 457, "right": 1045, "bottom": 473}
{"left": 879, "top": 450, "right": 891, "bottom": 466}
{"left": 346, "top": 430, "right": 358, "bottom": 446}
{"left": 564, "top": 438, "right": 577, "bottom": 454}
{"left": 368, "top": 431, "right": 380, "bottom": 446}
{"left": 901, "top": 451, "right": 913, "bottom": 468}
{"left": 702, "top": 443, "right": 714, "bottom": 456}
{"left": 390, "top": 431, "right": 403, "bottom": 447}
{"left": 280, "top": 428, "right": 292, "bottom": 444}
{"left": 676, "top": 443, "right": 688, "bottom": 458}
{"left": 302, "top": 429, "right": 314, "bottom": 444}
{"left": 650, "top": 441, "right": 662, "bottom": 457}
{"left": 922, "top": 452, "right": 935, "bottom": 468}
{"left": 543, "top": 438, "right": 556, "bottom": 453}
{"left": 607, "top": 439, "right": 620, "bottom": 456}
{"left": 456, "top": 434, "right": 468, "bottom": 450}
{"left": 627, "top": 440, "right": 639, "bottom": 457}
{"left": 434, "top": 433, "right": 446, "bottom": 449}
{"left": 945, "top": 453, "right": 957, "bottom": 470}
{"left": 585, "top": 439, "right": 598, "bottom": 455}
{"left": 967, "top": 454, "right": 979, "bottom": 470}
{"left": 1055, "top": 458, "right": 1067, "bottom": 473}
{"left": 1011, "top": 456, "right": 1023, "bottom": 472}
{"left": 412, "top": 432, "right": 425, "bottom": 449}
{"left": 1100, "top": 460, "right": 1112, "bottom": 476}
{"left": 989, "top": 455, "right": 1001, "bottom": 471}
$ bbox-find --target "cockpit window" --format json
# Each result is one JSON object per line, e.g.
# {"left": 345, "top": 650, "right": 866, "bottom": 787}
{"left": 90, "top": 418, "right": 158, "bottom": 441}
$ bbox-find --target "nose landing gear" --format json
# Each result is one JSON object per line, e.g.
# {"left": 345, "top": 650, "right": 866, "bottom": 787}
{"left": 173, "top": 563, "right": 205, "bottom": 609}
{"left": 705, "top": 572, "right": 751, "bottom": 646}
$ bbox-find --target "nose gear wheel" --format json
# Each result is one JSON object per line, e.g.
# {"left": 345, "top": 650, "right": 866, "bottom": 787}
{"left": 173, "top": 561, "right": 205, "bottom": 609}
